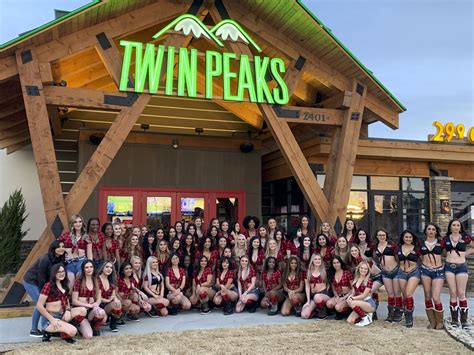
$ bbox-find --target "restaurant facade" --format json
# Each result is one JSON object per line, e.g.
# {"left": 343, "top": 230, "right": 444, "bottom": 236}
{"left": 0, "top": 0, "right": 473, "bottom": 304}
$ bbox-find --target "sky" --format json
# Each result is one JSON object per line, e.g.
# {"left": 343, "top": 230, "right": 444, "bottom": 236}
{"left": 0, "top": 0, "right": 472, "bottom": 141}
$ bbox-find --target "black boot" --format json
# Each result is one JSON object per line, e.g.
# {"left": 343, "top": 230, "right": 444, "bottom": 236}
{"left": 450, "top": 306, "right": 459, "bottom": 327}
{"left": 385, "top": 306, "right": 394, "bottom": 323}
{"left": 247, "top": 301, "right": 257, "bottom": 313}
{"left": 460, "top": 307, "right": 469, "bottom": 329}
{"left": 405, "top": 310, "right": 414, "bottom": 328}
{"left": 392, "top": 307, "right": 404, "bottom": 323}
{"left": 42, "top": 331, "right": 53, "bottom": 342}
{"left": 109, "top": 316, "right": 118, "bottom": 332}
{"left": 373, "top": 301, "right": 379, "bottom": 321}
{"left": 223, "top": 300, "right": 234, "bottom": 315}
{"left": 168, "top": 305, "right": 178, "bottom": 316}
{"left": 318, "top": 307, "right": 327, "bottom": 320}
{"left": 200, "top": 301, "right": 210, "bottom": 314}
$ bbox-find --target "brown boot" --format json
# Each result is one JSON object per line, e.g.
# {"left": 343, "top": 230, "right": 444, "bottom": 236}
{"left": 426, "top": 308, "right": 436, "bottom": 329}
{"left": 434, "top": 309, "right": 444, "bottom": 330}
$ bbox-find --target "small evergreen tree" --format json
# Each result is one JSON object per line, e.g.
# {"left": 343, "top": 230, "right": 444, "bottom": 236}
{"left": 0, "top": 189, "right": 28, "bottom": 274}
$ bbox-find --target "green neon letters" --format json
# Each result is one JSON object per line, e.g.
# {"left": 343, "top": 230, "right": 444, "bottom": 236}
{"left": 119, "top": 40, "right": 289, "bottom": 105}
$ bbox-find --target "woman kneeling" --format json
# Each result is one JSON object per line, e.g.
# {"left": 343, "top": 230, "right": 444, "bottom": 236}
{"left": 347, "top": 261, "right": 376, "bottom": 327}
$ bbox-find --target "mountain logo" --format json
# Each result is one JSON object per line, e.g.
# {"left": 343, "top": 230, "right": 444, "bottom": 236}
{"left": 152, "top": 14, "right": 262, "bottom": 53}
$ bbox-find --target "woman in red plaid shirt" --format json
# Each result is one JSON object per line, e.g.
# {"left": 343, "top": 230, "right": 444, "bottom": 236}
{"left": 260, "top": 256, "right": 284, "bottom": 315}
{"left": 326, "top": 256, "right": 353, "bottom": 319}
{"left": 37, "top": 264, "right": 83, "bottom": 343}
{"left": 299, "top": 236, "right": 313, "bottom": 272}
{"left": 165, "top": 253, "right": 192, "bottom": 315}
{"left": 129, "top": 256, "right": 153, "bottom": 315}
{"left": 335, "top": 236, "right": 351, "bottom": 265}
{"left": 213, "top": 256, "right": 238, "bottom": 315}
{"left": 97, "top": 261, "right": 122, "bottom": 332}
{"left": 281, "top": 256, "right": 305, "bottom": 317}
{"left": 233, "top": 233, "right": 248, "bottom": 263}
{"left": 235, "top": 255, "right": 260, "bottom": 313}
{"left": 71, "top": 260, "right": 106, "bottom": 338}
{"left": 319, "top": 222, "right": 337, "bottom": 247}
{"left": 302, "top": 254, "right": 329, "bottom": 319}
{"left": 142, "top": 256, "right": 169, "bottom": 316}
{"left": 117, "top": 262, "right": 141, "bottom": 321}
{"left": 347, "top": 260, "right": 376, "bottom": 327}
{"left": 190, "top": 256, "right": 215, "bottom": 314}
{"left": 257, "top": 226, "right": 269, "bottom": 250}
{"left": 87, "top": 218, "right": 105, "bottom": 269}
{"left": 313, "top": 234, "right": 334, "bottom": 268}
{"left": 60, "top": 214, "right": 92, "bottom": 289}
{"left": 102, "top": 223, "right": 120, "bottom": 267}
{"left": 248, "top": 236, "right": 265, "bottom": 275}
{"left": 196, "top": 236, "right": 219, "bottom": 272}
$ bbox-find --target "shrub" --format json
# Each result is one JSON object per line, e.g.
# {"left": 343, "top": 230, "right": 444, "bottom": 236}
{"left": 0, "top": 189, "right": 28, "bottom": 274}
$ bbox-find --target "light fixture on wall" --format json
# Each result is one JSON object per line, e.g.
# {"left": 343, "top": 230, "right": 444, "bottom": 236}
{"left": 195, "top": 127, "right": 204, "bottom": 135}
{"left": 172, "top": 139, "right": 179, "bottom": 149}
{"left": 141, "top": 123, "right": 150, "bottom": 132}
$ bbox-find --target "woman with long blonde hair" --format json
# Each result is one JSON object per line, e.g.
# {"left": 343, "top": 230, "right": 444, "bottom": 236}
{"left": 233, "top": 233, "right": 248, "bottom": 263}
{"left": 129, "top": 256, "right": 153, "bottom": 316}
{"left": 142, "top": 256, "right": 169, "bottom": 316}
{"left": 346, "top": 260, "right": 376, "bottom": 327}
{"left": 301, "top": 254, "right": 329, "bottom": 319}
{"left": 236, "top": 255, "right": 259, "bottom": 313}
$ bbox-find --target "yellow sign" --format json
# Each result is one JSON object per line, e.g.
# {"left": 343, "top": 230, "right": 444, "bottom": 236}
{"left": 431, "top": 121, "right": 474, "bottom": 143}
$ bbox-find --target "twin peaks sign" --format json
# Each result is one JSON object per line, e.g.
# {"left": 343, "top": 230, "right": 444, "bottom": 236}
{"left": 119, "top": 14, "right": 289, "bottom": 105}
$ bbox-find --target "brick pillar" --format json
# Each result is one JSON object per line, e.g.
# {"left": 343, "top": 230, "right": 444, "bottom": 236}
{"left": 430, "top": 176, "right": 453, "bottom": 232}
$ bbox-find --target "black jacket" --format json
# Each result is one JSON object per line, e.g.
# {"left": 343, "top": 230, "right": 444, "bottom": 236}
{"left": 23, "top": 253, "right": 65, "bottom": 289}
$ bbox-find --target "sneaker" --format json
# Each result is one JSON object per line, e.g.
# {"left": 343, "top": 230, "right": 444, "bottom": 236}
{"left": 366, "top": 312, "right": 373, "bottom": 323}
{"left": 146, "top": 310, "right": 159, "bottom": 318}
{"left": 127, "top": 314, "right": 140, "bottom": 322}
{"left": 268, "top": 303, "right": 278, "bottom": 316}
{"left": 317, "top": 308, "right": 327, "bottom": 320}
{"left": 30, "top": 329, "right": 43, "bottom": 338}
{"left": 356, "top": 315, "right": 371, "bottom": 327}
{"left": 116, "top": 319, "right": 126, "bottom": 326}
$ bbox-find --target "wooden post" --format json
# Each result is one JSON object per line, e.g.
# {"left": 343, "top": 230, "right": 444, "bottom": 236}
{"left": 3, "top": 48, "right": 69, "bottom": 305}
{"left": 324, "top": 80, "right": 367, "bottom": 228}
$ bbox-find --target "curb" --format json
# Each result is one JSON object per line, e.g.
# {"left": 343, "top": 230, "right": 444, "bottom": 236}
{"left": 444, "top": 318, "right": 474, "bottom": 351}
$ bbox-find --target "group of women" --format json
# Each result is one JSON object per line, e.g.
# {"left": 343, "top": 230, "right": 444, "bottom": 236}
{"left": 23, "top": 213, "right": 472, "bottom": 343}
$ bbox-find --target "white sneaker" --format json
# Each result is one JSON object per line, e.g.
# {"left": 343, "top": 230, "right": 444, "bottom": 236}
{"left": 356, "top": 315, "right": 371, "bottom": 327}
{"left": 366, "top": 312, "right": 373, "bottom": 323}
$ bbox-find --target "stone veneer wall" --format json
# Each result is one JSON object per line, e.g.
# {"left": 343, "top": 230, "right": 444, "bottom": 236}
{"left": 430, "top": 176, "right": 453, "bottom": 232}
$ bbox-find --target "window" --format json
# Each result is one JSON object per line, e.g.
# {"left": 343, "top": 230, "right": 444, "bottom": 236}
{"left": 371, "top": 176, "right": 399, "bottom": 190}
{"left": 451, "top": 182, "right": 474, "bottom": 236}
{"left": 107, "top": 196, "right": 134, "bottom": 224}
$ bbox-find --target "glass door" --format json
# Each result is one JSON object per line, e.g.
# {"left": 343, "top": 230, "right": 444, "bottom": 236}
{"left": 177, "top": 192, "right": 209, "bottom": 224}
{"left": 99, "top": 189, "right": 140, "bottom": 226}
{"left": 370, "top": 191, "right": 402, "bottom": 241}
{"left": 141, "top": 192, "right": 176, "bottom": 231}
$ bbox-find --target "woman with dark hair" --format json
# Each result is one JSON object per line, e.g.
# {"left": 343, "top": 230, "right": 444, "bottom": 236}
{"left": 281, "top": 256, "right": 305, "bottom": 316}
{"left": 97, "top": 261, "right": 122, "bottom": 332}
{"left": 242, "top": 215, "right": 260, "bottom": 240}
{"left": 396, "top": 229, "right": 420, "bottom": 328}
{"left": 185, "top": 223, "right": 198, "bottom": 246}
{"left": 181, "top": 255, "right": 194, "bottom": 300}
{"left": 444, "top": 219, "right": 473, "bottom": 328}
{"left": 217, "top": 236, "right": 229, "bottom": 257}
{"left": 286, "top": 228, "right": 302, "bottom": 258}
{"left": 196, "top": 236, "right": 219, "bottom": 271}
{"left": 37, "top": 263, "right": 84, "bottom": 343}
{"left": 165, "top": 253, "right": 191, "bottom": 315}
{"left": 302, "top": 254, "right": 329, "bottom": 319}
{"left": 248, "top": 236, "right": 265, "bottom": 275}
{"left": 335, "top": 236, "right": 350, "bottom": 265}
{"left": 341, "top": 218, "right": 357, "bottom": 245}
{"left": 117, "top": 262, "right": 141, "bottom": 322}
{"left": 142, "top": 231, "right": 157, "bottom": 260}
{"left": 257, "top": 225, "right": 269, "bottom": 249}
{"left": 299, "top": 236, "right": 312, "bottom": 272}
{"left": 208, "top": 218, "right": 220, "bottom": 230}
{"left": 374, "top": 228, "right": 402, "bottom": 323}
{"left": 156, "top": 227, "right": 167, "bottom": 242}
{"left": 71, "top": 260, "right": 106, "bottom": 338}
{"left": 60, "top": 214, "right": 92, "bottom": 288}
{"left": 143, "top": 256, "right": 169, "bottom": 317}
{"left": 168, "top": 227, "right": 178, "bottom": 243}
{"left": 170, "top": 237, "right": 182, "bottom": 257}
{"left": 355, "top": 229, "right": 374, "bottom": 259}
{"left": 230, "top": 222, "right": 242, "bottom": 242}
{"left": 103, "top": 223, "right": 120, "bottom": 266}
{"left": 174, "top": 221, "right": 184, "bottom": 241}
{"left": 314, "top": 233, "right": 334, "bottom": 267}
{"left": 346, "top": 261, "right": 376, "bottom": 327}
{"left": 267, "top": 217, "right": 278, "bottom": 239}
{"left": 220, "top": 220, "right": 234, "bottom": 246}
{"left": 213, "top": 256, "right": 238, "bottom": 315}
{"left": 235, "top": 255, "right": 259, "bottom": 313}
{"left": 326, "top": 256, "right": 353, "bottom": 319}
{"left": 156, "top": 239, "right": 170, "bottom": 274}
{"left": 299, "top": 215, "right": 315, "bottom": 241}
{"left": 87, "top": 218, "right": 105, "bottom": 269}
{"left": 181, "top": 233, "right": 196, "bottom": 260}
{"left": 190, "top": 256, "right": 215, "bottom": 314}
{"left": 260, "top": 257, "right": 283, "bottom": 315}
{"left": 24, "top": 240, "right": 66, "bottom": 337}
{"left": 193, "top": 217, "right": 205, "bottom": 240}
{"left": 420, "top": 223, "right": 445, "bottom": 329}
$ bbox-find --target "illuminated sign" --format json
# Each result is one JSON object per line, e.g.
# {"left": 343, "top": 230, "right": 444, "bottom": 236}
{"left": 430, "top": 121, "right": 474, "bottom": 144}
{"left": 119, "top": 14, "right": 289, "bottom": 104}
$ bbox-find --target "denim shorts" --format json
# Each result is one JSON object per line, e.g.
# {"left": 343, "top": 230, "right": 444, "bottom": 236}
{"left": 396, "top": 267, "right": 421, "bottom": 280}
{"left": 371, "top": 273, "right": 383, "bottom": 285}
{"left": 420, "top": 264, "right": 445, "bottom": 279}
{"left": 41, "top": 311, "right": 64, "bottom": 330}
{"left": 364, "top": 296, "right": 377, "bottom": 310}
{"left": 381, "top": 265, "right": 399, "bottom": 280}
{"left": 445, "top": 262, "right": 468, "bottom": 275}
{"left": 65, "top": 256, "right": 87, "bottom": 274}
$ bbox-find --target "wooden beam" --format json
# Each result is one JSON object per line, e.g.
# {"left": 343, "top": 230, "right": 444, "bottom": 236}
{"left": 0, "top": 111, "right": 26, "bottom": 130}
{"left": 47, "top": 106, "right": 62, "bottom": 137}
{"left": 319, "top": 91, "right": 352, "bottom": 109}
{"left": 324, "top": 80, "right": 367, "bottom": 226}
{"left": 0, "top": 100, "right": 24, "bottom": 120}
{"left": 0, "top": 130, "right": 29, "bottom": 149}
{"left": 284, "top": 58, "right": 307, "bottom": 97}
{"left": 39, "top": 62, "right": 54, "bottom": 84}
{"left": 6, "top": 139, "right": 30, "bottom": 155}
{"left": 0, "top": 1, "right": 189, "bottom": 81}
{"left": 364, "top": 94, "right": 399, "bottom": 130}
{"left": 0, "top": 120, "right": 28, "bottom": 140}
{"left": 276, "top": 106, "right": 344, "bottom": 126}
{"left": 259, "top": 104, "right": 329, "bottom": 222}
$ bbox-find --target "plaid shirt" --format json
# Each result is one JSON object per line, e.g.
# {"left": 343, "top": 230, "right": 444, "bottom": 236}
{"left": 97, "top": 277, "right": 114, "bottom": 299}
{"left": 105, "top": 238, "right": 119, "bottom": 260}
{"left": 157, "top": 254, "right": 169, "bottom": 274}
{"left": 90, "top": 232, "right": 105, "bottom": 253}
{"left": 60, "top": 232, "right": 89, "bottom": 254}
{"left": 217, "top": 270, "right": 235, "bottom": 287}
{"left": 194, "top": 267, "right": 213, "bottom": 286}
{"left": 117, "top": 277, "right": 132, "bottom": 299}
{"left": 353, "top": 279, "right": 373, "bottom": 296}
{"left": 195, "top": 250, "right": 220, "bottom": 270}
{"left": 285, "top": 240, "right": 300, "bottom": 257}
{"left": 73, "top": 278, "right": 96, "bottom": 302}
{"left": 249, "top": 249, "right": 265, "bottom": 269}
{"left": 167, "top": 267, "right": 185, "bottom": 288}
{"left": 262, "top": 270, "right": 281, "bottom": 292}
{"left": 131, "top": 273, "right": 142, "bottom": 289}
{"left": 40, "top": 281, "right": 69, "bottom": 312}
{"left": 239, "top": 267, "right": 256, "bottom": 290}
{"left": 315, "top": 246, "right": 334, "bottom": 266}
{"left": 332, "top": 270, "right": 353, "bottom": 295}
{"left": 309, "top": 273, "right": 325, "bottom": 286}
{"left": 285, "top": 272, "right": 303, "bottom": 290}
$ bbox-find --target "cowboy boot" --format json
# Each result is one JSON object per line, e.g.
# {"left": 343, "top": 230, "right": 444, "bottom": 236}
{"left": 460, "top": 307, "right": 469, "bottom": 329}
{"left": 433, "top": 309, "right": 444, "bottom": 330}
{"left": 405, "top": 310, "right": 414, "bottom": 328}
{"left": 450, "top": 306, "right": 459, "bottom": 327}
{"left": 385, "top": 306, "right": 394, "bottom": 323}
{"left": 425, "top": 308, "right": 436, "bottom": 329}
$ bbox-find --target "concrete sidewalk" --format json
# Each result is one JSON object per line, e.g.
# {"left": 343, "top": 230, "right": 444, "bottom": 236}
{"left": 1, "top": 286, "right": 472, "bottom": 346}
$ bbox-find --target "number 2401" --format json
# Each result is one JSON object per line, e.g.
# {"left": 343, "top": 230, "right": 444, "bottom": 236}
{"left": 432, "top": 121, "right": 474, "bottom": 143}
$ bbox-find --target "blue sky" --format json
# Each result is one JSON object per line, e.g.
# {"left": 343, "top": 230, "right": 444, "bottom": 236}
{"left": 0, "top": 0, "right": 472, "bottom": 140}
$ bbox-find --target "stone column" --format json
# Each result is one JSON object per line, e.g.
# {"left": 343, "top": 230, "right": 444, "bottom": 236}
{"left": 430, "top": 176, "right": 453, "bottom": 232}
